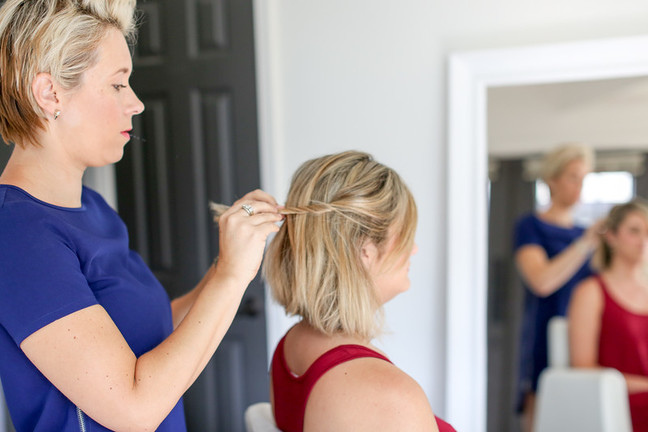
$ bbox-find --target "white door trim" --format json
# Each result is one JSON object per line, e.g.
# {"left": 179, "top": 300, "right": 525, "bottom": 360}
{"left": 446, "top": 34, "right": 648, "bottom": 432}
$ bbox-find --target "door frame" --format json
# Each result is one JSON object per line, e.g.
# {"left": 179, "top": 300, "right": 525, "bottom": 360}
{"left": 251, "top": 0, "right": 299, "bottom": 364}
{"left": 446, "top": 35, "right": 648, "bottom": 432}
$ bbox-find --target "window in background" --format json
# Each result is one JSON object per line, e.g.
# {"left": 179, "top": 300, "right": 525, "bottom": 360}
{"left": 536, "top": 171, "right": 635, "bottom": 225}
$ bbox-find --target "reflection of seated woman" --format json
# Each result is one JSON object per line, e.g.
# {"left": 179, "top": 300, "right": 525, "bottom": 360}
{"left": 569, "top": 200, "right": 648, "bottom": 432}
{"left": 264, "top": 151, "right": 455, "bottom": 432}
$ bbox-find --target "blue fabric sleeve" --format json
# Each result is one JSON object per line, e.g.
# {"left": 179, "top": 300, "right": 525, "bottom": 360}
{"left": 514, "top": 215, "right": 542, "bottom": 251}
{"left": 0, "top": 210, "right": 97, "bottom": 346}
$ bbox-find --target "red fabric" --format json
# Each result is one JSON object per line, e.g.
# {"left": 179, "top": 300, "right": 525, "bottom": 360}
{"left": 597, "top": 275, "right": 648, "bottom": 431}
{"left": 271, "top": 334, "right": 456, "bottom": 432}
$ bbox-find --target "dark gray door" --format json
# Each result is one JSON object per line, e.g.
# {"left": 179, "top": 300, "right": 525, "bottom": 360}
{"left": 115, "top": 0, "right": 268, "bottom": 431}
{"left": 487, "top": 159, "right": 534, "bottom": 432}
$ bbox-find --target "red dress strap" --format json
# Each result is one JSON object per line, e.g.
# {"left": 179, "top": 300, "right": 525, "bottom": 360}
{"left": 271, "top": 334, "right": 457, "bottom": 432}
{"left": 272, "top": 335, "right": 391, "bottom": 432}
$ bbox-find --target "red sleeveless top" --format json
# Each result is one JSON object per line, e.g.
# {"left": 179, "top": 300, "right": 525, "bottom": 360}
{"left": 271, "top": 334, "right": 456, "bottom": 432}
{"left": 597, "top": 275, "right": 648, "bottom": 431}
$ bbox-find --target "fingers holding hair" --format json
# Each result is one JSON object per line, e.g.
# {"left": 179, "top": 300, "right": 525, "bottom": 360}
{"left": 208, "top": 191, "right": 282, "bottom": 285}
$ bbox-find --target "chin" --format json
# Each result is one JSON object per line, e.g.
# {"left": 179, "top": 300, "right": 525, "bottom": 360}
{"left": 395, "top": 282, "right": 412, "bottom": 297}
{"left": 107, "top": 148, "right": 126, "bottom": 165}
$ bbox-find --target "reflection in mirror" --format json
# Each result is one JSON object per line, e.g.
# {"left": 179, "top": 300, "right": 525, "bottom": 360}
{"left": 486, "top": 76, "right": 648, "bottom": 432}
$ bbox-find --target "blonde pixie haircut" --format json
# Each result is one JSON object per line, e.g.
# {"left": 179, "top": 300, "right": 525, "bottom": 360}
{"left": 591, "top": 199, "right": 648, "bottom": 271}
{"left": 540, "top": 142, "right": 594, "bottom": 183}
{"left": 0, "top": 0, "right": 137, "bottom": 147}
{"left": 264, "top": 151, "right": 418, "bottom": 340}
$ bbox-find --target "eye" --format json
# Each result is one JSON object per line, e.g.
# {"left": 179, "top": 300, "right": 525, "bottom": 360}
{"left": 112, "top": 84, "right": 128, "bottom": 91}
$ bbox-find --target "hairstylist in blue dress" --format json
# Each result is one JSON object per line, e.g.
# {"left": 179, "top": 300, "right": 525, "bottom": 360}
{"left": 514, "top": 143, "right": 604, "bottom": 432}
{"left": 0, "top": 1, "right": 282, "bottom": 430}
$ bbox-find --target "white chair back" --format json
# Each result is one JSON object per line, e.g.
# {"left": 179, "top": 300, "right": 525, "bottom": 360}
{"left": 548, "top": 316, "right": 569, "bottom": 368}
{"left": 534, "top": 368, "right": 632, "bottom": 432}
{"left": 244, "top": 402, "right": 282, "bottom": 432}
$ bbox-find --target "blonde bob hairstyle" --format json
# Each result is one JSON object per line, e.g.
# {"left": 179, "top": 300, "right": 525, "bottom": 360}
{"left": 540, "top": 142, "right": 594, "bottom": 184}
{"left": 591, "top": 199, "right": 648, "bottom": 271}
{"left": 0, "top": 0, "right": 137, "bottom": 147}
{"left": 264, "top": 151, "right": 418, "bottom": 340}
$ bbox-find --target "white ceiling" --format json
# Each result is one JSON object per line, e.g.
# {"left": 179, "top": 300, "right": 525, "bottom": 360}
{"left": 488, "top": 76, "right": 648, "bottom": 158}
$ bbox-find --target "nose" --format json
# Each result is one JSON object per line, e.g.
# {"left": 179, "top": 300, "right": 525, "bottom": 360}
{"left": 411, "top": 243, "right": 419, "bottom": 256}
{"left": 127, "top": 87, "right": 145, "bottom": 116}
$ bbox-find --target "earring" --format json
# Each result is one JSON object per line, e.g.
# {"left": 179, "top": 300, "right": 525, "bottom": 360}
{"left": 54, "top": 110, "right": 60, "bottom": 120}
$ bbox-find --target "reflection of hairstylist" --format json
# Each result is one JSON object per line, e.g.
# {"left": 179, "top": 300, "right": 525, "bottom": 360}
{"left": 513, "top": 143, "right": 602, "bottom": 431}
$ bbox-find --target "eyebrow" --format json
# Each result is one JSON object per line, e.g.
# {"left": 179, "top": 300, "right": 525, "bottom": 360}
{"left": 112, "top": 67, "right": 131, "bottom": 76}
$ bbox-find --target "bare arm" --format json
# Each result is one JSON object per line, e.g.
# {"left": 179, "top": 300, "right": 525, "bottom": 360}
{"left": 170, "top": 267, "right": 210, "bottom": 329}
{"left": 21, "top": 190, "right": 282, "bottom": 432}
{"left": 568, "top": 278, "right": 603, "bottom": 368}
{"left": 622, "top": 374, "right": 648, "bottom": 394}
{"left": 305, "top": 358, "right": 440, "bottom": 432}
{"left": 516, "top": 220, "right": 602, "bottom": 297}
{"left": 170, "top": 191, "right": 280, "bottom": 329}
{"left": 568, "top": 278, "right": 648, "bottom": 394}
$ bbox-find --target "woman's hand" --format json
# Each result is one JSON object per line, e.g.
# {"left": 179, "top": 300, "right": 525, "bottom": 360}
{"left": 214, "top": 189, "right": 282, "bottom": 286}
{"left": 171, "top": 189, "right": 282, "bottom": 327}
{"left": 515, "top": 218, "right": 605, "bottom": 297}
{"left": 580, "top": 218, "right": 607, "bottom": 250}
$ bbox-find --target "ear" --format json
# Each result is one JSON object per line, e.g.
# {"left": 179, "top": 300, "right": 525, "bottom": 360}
{"left": 31, "top": 73, "right": 60, "bottom": 118}
{"left": 603, "top": 229, "right": 617, "bottom": 250}
{"left": 545, "top": 178, "right": 556, "bottom": 196}
{"left": 360, "top": 239, "right": 379, "bottom": 270}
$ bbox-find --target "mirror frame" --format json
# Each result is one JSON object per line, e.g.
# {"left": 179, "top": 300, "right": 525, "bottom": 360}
{"left": 446, "top": 34, "right": 648, "bottom": 432}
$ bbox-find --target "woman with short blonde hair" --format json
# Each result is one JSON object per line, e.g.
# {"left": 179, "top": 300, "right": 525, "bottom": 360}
{"left": 265, "top": 150, "right": 455, "bottom": 432}
{"left": 0, "top": 0, "right": 137, "bottom": 147}
{"left": 266, "top": 150, "right": 417, "bottom": 340}
{"left": 0, "top": 1, "right": 281, "bottom": 430}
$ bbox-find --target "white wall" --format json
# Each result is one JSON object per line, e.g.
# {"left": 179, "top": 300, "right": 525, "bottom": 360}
{"left": 488, "top": 77, "right": 648, "bottom": 158}
{"left": 256, "top": 0, "right": 648, "bottom": 425}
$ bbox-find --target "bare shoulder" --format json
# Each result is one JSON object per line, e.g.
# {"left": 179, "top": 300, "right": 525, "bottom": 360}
{"left": 304, "top": 357, "right": 438, "bottom": 432}
{"left": 571, "top": 276, "right": 603, "bottom": 308}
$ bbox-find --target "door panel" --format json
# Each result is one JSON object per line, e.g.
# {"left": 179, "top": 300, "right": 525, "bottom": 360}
{"left": 116, "top": 0, "right": 268, "bottom": 430}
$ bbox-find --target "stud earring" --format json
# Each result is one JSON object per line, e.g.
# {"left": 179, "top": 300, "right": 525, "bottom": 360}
{"left": 54, "top": 110, "right": 60, "bottom": 120}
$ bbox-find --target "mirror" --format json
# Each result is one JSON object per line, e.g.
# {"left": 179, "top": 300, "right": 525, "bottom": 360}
{"left": 445, "top": 35, "right": 648, "bottom": 432}
{"left": 486, "top": 76, "right": 648, "bottom": 432}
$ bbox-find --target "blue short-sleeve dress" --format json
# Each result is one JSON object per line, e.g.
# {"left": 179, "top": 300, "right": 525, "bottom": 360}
{"left": 0, "top": 185, "right": 187, "bottom": 431}
{"left": 514, "top": 213, "right": 592, "bottom": 410}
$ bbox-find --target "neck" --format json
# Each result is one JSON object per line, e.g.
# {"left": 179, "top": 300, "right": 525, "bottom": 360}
{"left": 0, "top": 144, "right": 85, "bottom": 207}
{"left": 606, "top": 259, "right": 648, "bottom": 286}
{"left": 541, "top": 201, "right": 574, "bottom": 226}
{"left": 296, "top": 321, "right": 369, "bottom": 345}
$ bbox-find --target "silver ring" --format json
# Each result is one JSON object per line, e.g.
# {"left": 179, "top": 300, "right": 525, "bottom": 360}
{"left": 242, "top": 204, "right": 254, "bottom": 216}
